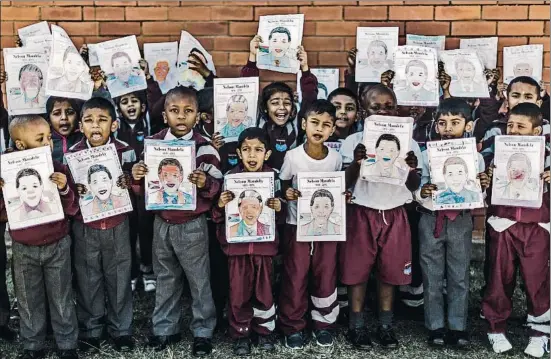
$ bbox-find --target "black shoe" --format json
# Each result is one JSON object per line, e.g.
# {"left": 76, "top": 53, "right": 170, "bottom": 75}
{"left": 16, "top": 350, "right": 46, "bottom": 359}
{"left": 233, "top": 337, "right": 251, "bottom": 356}
{"left": 113, "top": 335, "right": 135, "bottom": 352}
{"left": 147, "top": 334, "right": 181, "bottom": 352}
{"left": 193, "top": 337, "right": 212, "bottom": 356}
{"left": 254, "top": 334, "right": 275, "bottom": 351}
{"left": 284, "top": 331, "right": 305, "bottom": 350}
{"left": 58, "top": 349, "right": 79, "bottom": 359}
{"left": 377, "top": 325, "right": 399, "bottom": 349}
{"left": 0, "top": 324, "right": 17, "bottom": 341}
{"left": 313, "top": 329, "right": 334, "bottom": 347}
{"left": 347, "top": 327, "right": 372, "bottom": 350}
{"left": 428, "top": 328, "right": 446, "bottom": 347}
{"left": 78, "top": 337, "right": 100, "bottom": 353}
{"left": 445, "top": 330, "right": 470, "bottom": 348}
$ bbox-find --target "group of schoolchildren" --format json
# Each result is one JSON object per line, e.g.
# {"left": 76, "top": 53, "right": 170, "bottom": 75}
{"left": 0, "top": 25, "right": 549, "bottom": 359}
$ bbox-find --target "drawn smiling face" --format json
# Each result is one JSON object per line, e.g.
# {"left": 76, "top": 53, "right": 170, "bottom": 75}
{"left": 368, "top": 45, "right": 387, "bottom": 68}
{"left": 269, "top": 33, "right": 290, "bottom": 58}
{"left": 154, "top": 61, "right": 170, "bottom": 82}
{"left": 444, "top": 163, "right": 468, "bottom": 193}
{"left": 17, "top": 175, "right": 43, "bottom": 208}
{"left": 113, "top": 56, "right": 133, "bottom": 83}
{"left": 407, "top": 65, "right": 427, "bottom": 91}
{"left": 514, "top": 63, "right": 533, "bottom": 77}
{"left": 507, "top": 159, "right": 530, "bottom": 187}
{"left": 159, "top": 165, "right": 183, "bottom": 195}
{"left": 375, "top": 139, "right": 399, "bottom": 166}
{"left": 64, "top": 52, "right": 86, "bottom": 82}
{"left": 227, "top": 102, "right": 247, "bottom": 128}
{"left": 311, "top": 196, "right": 333, "bottom": 223}
{"left": 89, "top": 171, "right": 113, "bottom": 201}
{"left": 456, "top": 61, "right": 476, "bottom": 83}
{"left": 20, "top": 70, "right": 41, "bottom": 100}
{"left": 239, "top": 197, "right": 262, "bottom": 226}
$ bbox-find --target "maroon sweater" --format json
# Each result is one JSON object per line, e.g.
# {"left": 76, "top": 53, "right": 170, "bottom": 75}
{"left": 1, "top": 160, "right": 79, "bottom": 246}
{"left": 68, "top": 137, "right": 137, "bottom": 230}
{"left": 132, "top": 128, "right": 222, "bottom": 224}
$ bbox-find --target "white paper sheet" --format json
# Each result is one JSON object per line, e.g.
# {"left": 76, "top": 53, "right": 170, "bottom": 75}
{"left": 18, "top": 21, "right": 50, "bottom": 45}
{"left": 440, "top": 49, "right": 490, "bottom": 99}
{"left": 503, "top": 44, "right": 544, "bottom": 84}
{"left": 144, "top": 42, "right": 179, "bottom": 95}
{"left": 177, "top": 31, "right": 216, "bottom": 90}
{"left": 460, "top": 37, "right": 498, "bottom": 69}
{"left": 406, "top": 34, "right": 446, "bottom": 53}
{"left": 355, "top": 27, "right": 399, "bottom": 83}
{"left": 24, "top": 34, "right": 52, "bottom": 62}
{"left": 87, "top": 43, "right": 100, "bottom": 67}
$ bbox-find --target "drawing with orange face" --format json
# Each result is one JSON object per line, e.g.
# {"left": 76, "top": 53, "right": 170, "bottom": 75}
{"left": 153, "top": 158, "right": 192, "bottom": 205}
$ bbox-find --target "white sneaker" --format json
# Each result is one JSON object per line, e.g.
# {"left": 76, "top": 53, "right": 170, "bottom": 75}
{"left": 524, "top": 336, "right": 550, "bottom": 358}
{"left": 131, "top": 278, "right": 137, "bottom": 292}
{"left": 488, "top": 333, "right": 513, "bottom": 353}
{"left": 143, "top": 277, "right": 156, "bottom": 292}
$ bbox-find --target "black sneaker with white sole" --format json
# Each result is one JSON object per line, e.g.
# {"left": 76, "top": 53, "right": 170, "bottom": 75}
{"left": 284, "top": 331, "right": 305, "bottom": 350}
{"left": 313, "top": 329, "right": 334, "bottom": 347}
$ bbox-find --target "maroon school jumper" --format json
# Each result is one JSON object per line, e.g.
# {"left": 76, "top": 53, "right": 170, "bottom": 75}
{"left": 212, "top": 164, "right": 284, "bottom": 339}
{"left": 482, "top": 194, "right": 550, "bottom": 336}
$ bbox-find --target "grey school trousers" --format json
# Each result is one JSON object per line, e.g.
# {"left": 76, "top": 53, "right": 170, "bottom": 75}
{"left": 73, "top": 218, "right": 133, "bottom": 338}
{"left": 152, "top": 215, "right": 216, "bottom": 338}
{"left": 419, "top": 213, "right": 473, "bottom": 331}
{"left": 12, "top": 235, "right": 78, "bottom": 350}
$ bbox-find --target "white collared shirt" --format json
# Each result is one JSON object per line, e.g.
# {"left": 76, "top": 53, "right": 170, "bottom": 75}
{"left": 164, "top": 129, "right": 194, "bottom": 141}
{"left": 86, "top": 137, "right": 111, "bottom": 148}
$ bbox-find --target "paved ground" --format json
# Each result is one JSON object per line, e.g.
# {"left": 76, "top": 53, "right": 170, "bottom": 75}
{"left": 0, "top": 261, "right": 530, "bottom": 359}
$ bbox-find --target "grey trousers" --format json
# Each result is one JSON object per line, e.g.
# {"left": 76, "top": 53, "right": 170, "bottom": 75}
{"left": 12, "top": 235, "right": 78, "bottom": 350}
{"left": 73, "top": 218, "right": 133, "bottom": 338}
{"left": 419, "top": 213, "right": 472, "bottom": 331}
{"left": 152, "top": 215, "right": 216, "bottom": 338}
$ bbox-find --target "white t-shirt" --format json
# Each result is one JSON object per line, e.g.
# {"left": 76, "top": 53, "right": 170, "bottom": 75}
{"left": 341, "top": 132, "right": 422, "bottom": 210}
{"left": 279, "top": 144, "right": 343, "bottom": 225}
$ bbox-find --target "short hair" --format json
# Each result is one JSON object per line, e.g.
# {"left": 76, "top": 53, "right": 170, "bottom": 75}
{"left": 442, "top": 156, "right": 468, "bottom": 175}
{"left": 226, "top": 95, "right": 248, "bottom": 112}
{"left": 436, "top": 98, "right": 473, "bottom": 123}
{"left": 509, "top": 102, "right": 543, "bottom": 128}
{"left": 18, "top": 64, "right": 43, "bottom": 83}
{"left": 197, "top": 87, "right": 214, "bottom": 114}
{"left": 87, "top": 164, "right": 112, "bottom": 184}
{"left": 81, "top": 97, "right": 117, "bottom": 123}
{"left": 310, "top": 189, "right": 334, "bottom": 207}
{"left": 16, "top": 168, "right": 42, "bottom": 188}
{"left": 114, "top": 91, "right": 147, "bottom": 112}
{"left": 405, "top": 59, "right": 428, "bottom": 75}
{"left": 158, "top": 158, "right": 183, "bottom": 175}
{"left": 507, "top": 76, "right": 541, "bottom": 100}
{"left": 45, "top": 97, "right": 83, "bottom": 121}
{"left": 362, "top": 83, "right": 397, "bottom": 109}
{"left": 62, "top": 46, "right": 80, "bottom": 62}
{"left": 190, "top": 47, "right": 208, "bottom": 64}
{"left": 268, "top": 27, "right": 291, "bottom": 42}
{"left": 111, "top": 51, "right": 132, "bottom": 67}
{"left": 164, "top": 85, "right": 198, "bottom": 110}
{"left": 368, "top": 40, "right": 388, "bottom": 54}
{"left": 238, "top": 189, "right": 262, "bottom": 206}
{"left": 303, "top": 99, "right": 337, "bottom": 123}
{"left": 507, "top": 153, "right": 532, "bottom": 174}
{"left": 327, "top": 87, "right": 359, "bottom": 110}
{"left": 237, "top": 127, "right": 271, "bottom": 150}
{"left": 8, "top": 114, "right": 48, "bottom": 139}
{"left": 376, "top": 133, "right": 401, "bottom": 151}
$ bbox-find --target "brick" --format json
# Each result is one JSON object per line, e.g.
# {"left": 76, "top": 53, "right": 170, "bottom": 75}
{"left": 482, "top": 5, "right": 528, "bottom": 20}
{"left": 229, "top": 22, "right": 259, "bottom": 36}
{"left": 1, "top": 22, "right": 14, "bottom": 36}
{"left": 213, "top": 36, "right": 250, "bottom": 51}
{"left": 84, "top": 36, "right": 118, "bottom": 44}
{"left": 0, "top": 2, "right": 11, "bottom": 6}
{"left": 313, "top": 1, "right": 356, "bottom": 4}
{"left": 210, "top": 51, "right": 229, "bottom": 66}
{"left": 398, "top": 36, "right": 406, "bottom": 45}
{"left": 195, "top": 37, "right": 215, "bottom": 50}
{"left": 211, "top": 6, "right": 253, "bottom": 20}
{"left": 498, "top": 21, "right": 544, "bottom": 36}
{"left": 445, "top": 37, "right": 461, "bottom": 49}
{"left": 138, "top": 1, "right": 180, "bottom": 5}
{"left": 544, "top": 52, "right": 550, "bottom": 67}
{"left": 126, "top": 7, "right": 167, "bottom": 20}
{"left": 546, "top": 21, "right": 550, "bottom": 35}
{"left": 267, "top": 1, "right": 311, "bottom": 4}
{"left": 359, "top": 21, "right": 405, "bottom": 35}
{"left": 70, "top": 37, "right": 85, "bottom": 49}
{"left": 58, "top": 22, "right": 98, "bottom": 36}
{"left": 258, "top": 71, "right": 296, "bottom": 82}
{"left": 300, "top": 6, "right": 343, "bottom": 20}
{"left": 1, "top": 36, "right": 16, "bottom": 49}
{"left": 14, "top": 21, "right": 39, "bottom": 31}
{"left": 530, "top": 37, "right": 550, "bottom": 51}
{"left": 179, "top": 1, "right": 223, "bottom": 4}
{"left": 137, "top": 36, "right": 170, "bottom": 47}
{"left": 345, "top": 36, "right": 355, "bottom": 50}
{"left": 224, "top": 1, "right": 268, "bottom": 4}
{"left": 142, "top": 22, "right": 181, "bottom": 35}
{"left": 406, "top": 21, "right": 450, "bottom": 36}
{"left": 100, "top": 21, "right": 141, "bottom": 35}
{"left": 167, "top": 7, "right": 211, "bottom": 20}
{"left": 543, "top": 67, "right": 550, "bottom": 82}
{"left": 408, "top": 1, "right": 449, "bottom": 4}
{"left": 94, "top": 1, "right": 136, "bottom": 5}
{"left": 344, "top": 6, "right": 387, "bottom": 20}
{"left": 53, "top": 1, "right": 94, "bottom": 4}
{"left": 302, "top": 36, "right": 344, "bottom": 51}
{"left": 183, "top": 22, "right": 227, "bottom": 35}
{"left": 498, "top": 37, "right": 528, "bottom": 51}
{"left": 303, "top": 21, "right": 316, "bottom": 35}
{"left": 452, "top": 1, "right": 495, "bottom": 3}
{"left": 435, "top": 5, "right": 480, "bottom": 20}
{"left": 41, "top": 7, "right": 81, "bottom": 20}
{"left": 529, "top": 5, "right": 550, "bottom": 19}
{"left": 255, "top": 6, "right": 298, "bottom": 19}
{"left": 229, "top": 52, "right": 250, "bottom": 66}
{"left": 94, "top": 7, "right": 126, "bottom": 20}
{"left": 452, "top": 21, "right": 496, "bottom": 35}
{"left": 13, "top": 1, "right": 53, "bottom": 5}
{"left": 83, "top": 7, "right": 95, "bottom": 20}
{"left": 316, "top": 21, "right": 359, "bottom": 36}
{"left": 2, "top": 7, "right": 40, "bottom": 20}
{"left": 359, "top": 1, "right": 403, "bottom": 4}
{"left": 217, "top": 67, "right": 243, "bottom": 78}
{"left": 389, "top": 6, "right": 434, "bottom": 20}
{"left": 318, "top": 52, "right": 347, "bottom": 66}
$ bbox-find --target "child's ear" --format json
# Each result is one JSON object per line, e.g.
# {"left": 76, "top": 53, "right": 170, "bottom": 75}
{"left": 264, "top": 149, "right": 272, "bottom": 161}
{"left": 14, "top": 140, "right": 25, "bottom": 151}
{"left": 162, "top": 111, "right": 167, "bottom": 124}
{"left": 141, "top": 103, "right": 146, "bottom": 113}
{"left": 236, "top": 148, "right": 243, "bottom": 160}
{"left": 536, "top": 98, "right": 543, "bottom": 107}
{"left": 301, "top": 117, "right": 307, "bottom": 131}
{"left": 79, "top": 121, "right": 83, "bottom": 133}
{"left": 110, "top": 119, "right": 118, "bottom": 133}
{"left": 534, "top": 125, "right": 543, "bottom": 136}
{"left": 464, "top": 121, "right": 474, "bottom": 133}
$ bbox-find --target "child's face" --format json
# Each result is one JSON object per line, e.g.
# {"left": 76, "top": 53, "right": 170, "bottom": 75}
{"left": 514, "top": 63, "right": 533, "bottom": 77}
{"left": 436, "top": 114, "right": 471, "bottom": 140}
{"left": 456, "top": 61, "right": 475, "bottom": 82}
{"left": 508, "top": 82, "right": 542, "bottom": 109}
{"left": 267, "top": 91, "right": 293, "bottom": 126}
{"left": 49, "top": 100, "right": 77, "bottom": 137}
{"left": 363, "top": 91, "right": 398, "bottom": 117}
{"left": 239, "top": 197, "right": 262, "bottom": 225}
{"left": 80, "top": 108, "right": 117, "bottom": 147}
{"left": 163, "top": 95, "right": 198, "bottom": 137}
{"left": 301, "top": 112, "right": 335, "bottom": 145}
{"left": 407, "top": 65, "right": 427, "bottom": 91}
{"left": 113, "top": 56, "right": 132, "bottom": 82}
{"left": 89, "top": 170, "right": 113, "bottom": 201}
{"left": 159, "top": 165, "right": 183, "bottom": 195}
{"left": 507, "top": 159, "right": 529, "bottom": 184}
{"left": 269, "top": 33, "right": 290, "bottom": 58}
{"left": 331, "top": 95, "right": 357, "bottom": 129}
{"left": 237, "top": 138, "right": 271, "bottom": 172}
{"left": 20, "top": 70, "right": 41, "bottom": 99}
{"left": 506, "top": 114, "right": 542, "bottom": 136}
{"left": 398, "top": 105, "right": 426, "bottom": 122}
{"left": 17, "top": 175, "right": 43, "bottom": 208}
{"left": 227, "top": 102, "right": 247, "bottom": 127}
{"left": 119, "top": 94, "right": 145, "bottom": 123}
{"left": 311, "top": 196, "right": 333, "bottom": 222}
{"left": 444, "top": 164, "right": 467, "bottom": 193}
{"left": 64, "top": 52, "right": 86, "bottom": 81}
{"left": 375, "top": 140, "right": 399, "bottom": 164}
{"left": 154, "top": 61, "right": 170, "bottom": 82}
{"left": 368, "top": 45, "right": 386, "bottom": 68}
{"left": 15, "top": 121, "right": 53, "bottom": 151}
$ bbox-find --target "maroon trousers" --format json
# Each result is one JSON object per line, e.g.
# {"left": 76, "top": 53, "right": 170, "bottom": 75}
{"left": 482, "top": 222, "right": 550, "bottom": 335}
{"left": 279, "top": 225, "right": 339, "bottom": 335}
{"left": 228, "top": 255, "right": 275, "bottom": 339}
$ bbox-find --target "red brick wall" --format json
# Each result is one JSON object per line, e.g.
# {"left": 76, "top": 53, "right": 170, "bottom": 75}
{"left": 1, "top": 0, "right": 549, "bottom": 90}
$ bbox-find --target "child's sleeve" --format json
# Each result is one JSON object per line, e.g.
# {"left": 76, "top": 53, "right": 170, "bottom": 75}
{"left": 414, "top": 150, "right": 431, "bottom": 204}
{"left": 340, "top": 134, "right": 356, "bottom": 167}
{"left": 344, "top": 69, "right": 358, "bottom": 97}
{"left": 278, "top": 152, "right": 294, "bottom": 182}
{"left": 299, "top": 70, "right": 319, "bottom": 111}
{"left": 473, "top": 97, "right": 503, "bottom": 143}
{"left": 211, "top": 202, "right": 224, "bottom": 224}
{"left": 57, "top": 164, "right": 80, "bottom": 217}
{"left": 240, "top": 60, "right": 259, "bottom": 78}
{"left": 146, "top": 76, "right": 163, "bottom": 110}
{"left": 205, "top": 73, "right": 216, "bottom": 88}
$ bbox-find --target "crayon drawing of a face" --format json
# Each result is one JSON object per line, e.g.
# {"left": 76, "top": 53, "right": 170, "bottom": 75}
{"left": 158, "top": 161, "right": 183, "bottom": 195}
{"left": 455, "top": 59, "right": 476, "bottom": 83}
{"left": 16, "top": 170, "right": 43, "bottom": 208}
{"left": 375, "top": 137, "right": 400, "bottom": 167}
{"left": 88, "top": 165, "right": 113, "bottom": 202}
{"left": 368, "top": 41, "right": 388, "bottom": 68}
{"left": 514, "top": 63, "right": 533, "bottom": 77}
{"left": 63, "top": 49, "right": 86, "bottom": 82}
{"left": 154, "top": 60, "right": 170, "bottom": 82}
{"left": 111, "top": 52, "right": 133, "bottom": 83}
{"left": 19, "top": 65, "right": 43, "bottom": 101}
{"left": 406, "top": 60, "right": 428, "bottom": 91}
{"left": 310, "top": 189, "right": 334, "bottom": 224}
{"left": 507, "top": 153, "right": 531, "bottom": 188}
{"left": 238, "top": 194, "right": 262, "bottom": 226}
{"left": 443, "top": 158, "right": 468, "bottom": 193}
{"left": 226, "top": 96, "right": 248, "bottom": 128}
{"left": 269, "top": 28, "right": 291, "bottom": 59}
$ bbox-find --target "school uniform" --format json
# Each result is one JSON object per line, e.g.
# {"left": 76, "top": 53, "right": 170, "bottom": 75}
{"left": 134, "top": 128, "right": 222, "bottom": 339}
{"left": 212, "top": 164, "right": 283, "bottom": 339}
{"left": 278, "top": 144, "right": 343, "bottom": 335}
{"left": 0, "top": 197, "right": 10, "bottom": 329}
{"left": 68, "top": 136, "right": 137, "bottom": 339}
{"left": 415, "top": 149, "right": 485, "bottom": 332}
{"left": 1, "top": 160, "right": 79, "bottom": 351}
{"left": 339, "top": 132, "right": 421, "bottom": 288}
{"left": 51, "top": 129, "right": 83, "bottom": 164}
